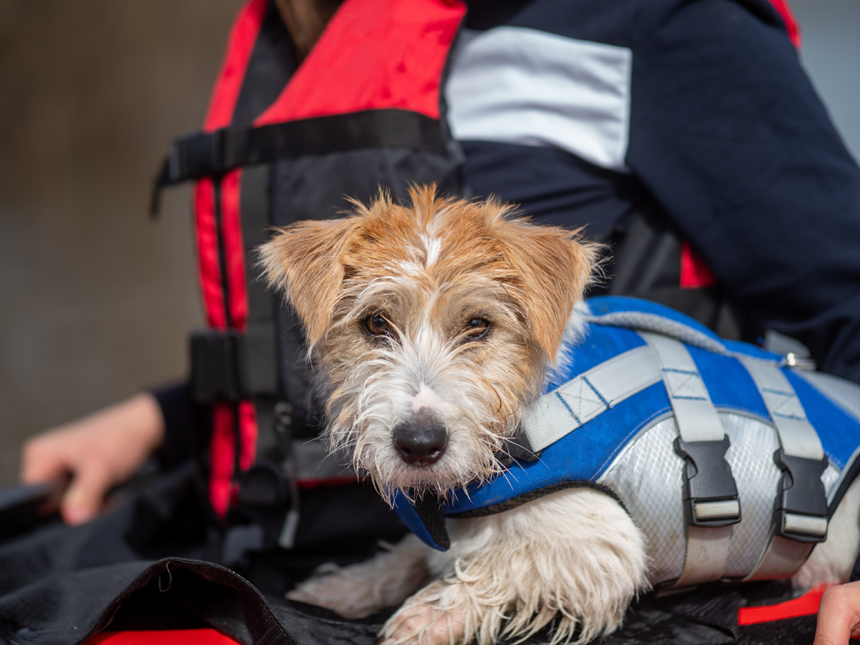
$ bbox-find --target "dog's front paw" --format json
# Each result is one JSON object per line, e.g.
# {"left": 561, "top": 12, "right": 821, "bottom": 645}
{"left": 288, "top": 536, "right": 433, "bottom": 618}
{"left": 380, "top": 582, "right": 467, "bottom": 645}
{"left": 288, "top": 564, "right": 379, "bottom": 618}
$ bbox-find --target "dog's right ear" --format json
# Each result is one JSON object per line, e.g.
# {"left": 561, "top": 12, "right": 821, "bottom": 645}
{"left": 259, "top": 218, "right": 360, "bottom": 349}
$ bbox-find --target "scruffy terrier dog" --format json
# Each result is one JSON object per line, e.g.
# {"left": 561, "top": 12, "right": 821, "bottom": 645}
{"left": 260, "top": 187, "right": 858, "bottom": 645}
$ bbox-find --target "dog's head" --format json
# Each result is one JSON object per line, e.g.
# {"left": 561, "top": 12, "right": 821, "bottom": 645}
{"left": 261, "top": 186, "right": 598, "bottom": 501}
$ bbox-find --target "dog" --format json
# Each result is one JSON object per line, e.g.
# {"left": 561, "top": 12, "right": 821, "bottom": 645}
{"left": 260, "top": 186, "right": 860, "bottom": 645}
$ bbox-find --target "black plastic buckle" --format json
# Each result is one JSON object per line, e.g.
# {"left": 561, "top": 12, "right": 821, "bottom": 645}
{"left": 168, "top": 131, "right": 211, "bottom": 181}
{"left": 190, "top": 329, "right": 246, "bottom": 403}
{"left": 153, "top": 128, "right": 250, "bottom": 216}
{"left": 497, "top": 428, "right": 541, "bottom": 467}
{"left": 674, "top": 436, "right": 741, "bottom": 528}
{"left": 773, "top": 449, "right": 828, "bottom": 543}
{"left": 166, "top": 128, "right": 248, "bottom": 183}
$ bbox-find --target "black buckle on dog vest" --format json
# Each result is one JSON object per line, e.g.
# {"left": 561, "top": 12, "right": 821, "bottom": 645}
{"left": 674, "top": 437, "right": 741, "bottom": 528}
{"left": 190, "top": 328, "right": 279, "bottom": 403}
{"left": 496, "top": 429, "right": 542, "bottom": 468}
{"left": 773, "top": 449, "right": 829, "bottom": 543}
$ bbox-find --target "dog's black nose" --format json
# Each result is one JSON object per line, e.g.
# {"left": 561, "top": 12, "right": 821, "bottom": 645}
{"left": 392, "top": 409, "right": 448, "bottom": 466}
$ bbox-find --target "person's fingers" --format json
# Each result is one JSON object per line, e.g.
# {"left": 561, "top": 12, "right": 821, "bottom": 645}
{"left": 814, "top": 582, "right": 860, "bottom": 645}
{"left": 60, "top": 459, "right": 114, "bottom": 526}
{"left": 19, "top": 393, "right": 166, "bottom": 526}
{"left": 20, "top": 435, "right": 69, "bottom": 484}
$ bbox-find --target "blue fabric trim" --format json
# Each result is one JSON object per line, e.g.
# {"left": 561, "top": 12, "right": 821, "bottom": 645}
{"left": 689, "top": 345, "right": 770, "bottom": 421}
{"left": 788, "top": 371, "right": 860, "bottom": 470}
{"left": 445, "top": 383, "right": 671, "bottom": 514}
{"left": 549, "top": 324, "right": 645, "bottom": 391}
{"left": 555, "top": 391, "right": 580, "bottom": 424}
{"left": 586, "top": 296, "right": 723, "bottom": 343}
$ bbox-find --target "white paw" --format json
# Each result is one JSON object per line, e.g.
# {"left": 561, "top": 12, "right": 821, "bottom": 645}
{"left": 288, "top": 565, "right": 380, "bottom": 618}
{"left": 288, "top": 536, "right": 433, "bottom": 618}
{"left": 381, "top": 583, "right": 467, "bottom": 645}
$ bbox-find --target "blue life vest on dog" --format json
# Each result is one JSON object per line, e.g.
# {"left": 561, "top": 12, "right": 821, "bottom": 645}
{"left": 393, "top": 297, "right": 860, "bottom": 585}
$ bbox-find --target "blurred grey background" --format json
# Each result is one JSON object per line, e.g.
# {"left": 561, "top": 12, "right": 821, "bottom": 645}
{"left": 0, "top": 0, "right": 857, "bottom": 485}
{"left": 0, "top": 1, "right": 243, "bottom": 483}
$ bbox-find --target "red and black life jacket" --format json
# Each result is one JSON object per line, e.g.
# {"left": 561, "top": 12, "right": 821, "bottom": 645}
{"left": 154, "top": 0, "right": 468, "bottom": 527}
{"left": 153, "top": 0, "right": 802, "bottom": 530}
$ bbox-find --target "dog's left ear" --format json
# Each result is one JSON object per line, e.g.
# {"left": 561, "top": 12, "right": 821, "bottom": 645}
{"left": 499, "top": 221, "right": 599, "bottom": 361}
{"left": 259, "top": 217, "right": 360, "bottom": 349}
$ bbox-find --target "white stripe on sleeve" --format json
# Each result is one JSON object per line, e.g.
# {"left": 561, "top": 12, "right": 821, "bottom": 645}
{"left": 446, "top": 27, "right": 632, "bottom": 172}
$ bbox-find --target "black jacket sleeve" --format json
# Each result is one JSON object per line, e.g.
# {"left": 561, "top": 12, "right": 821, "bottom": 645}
{"left": 626, "top": 0, "right": 860, "bottom": 383}
{"left": 151, "top": 382, "right": 197, "bottom": 469}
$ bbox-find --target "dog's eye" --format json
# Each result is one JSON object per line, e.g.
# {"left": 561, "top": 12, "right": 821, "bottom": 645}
{"left": 363, "top": 313, "right": 392, "bottom": 337}
{"left": 463, "top": 318, "right": 491, "bottom": 340}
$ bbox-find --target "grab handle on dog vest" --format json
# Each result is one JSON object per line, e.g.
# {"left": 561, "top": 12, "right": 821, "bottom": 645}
{"left": 674, "top": 437, "right": 741, "bottom": 527}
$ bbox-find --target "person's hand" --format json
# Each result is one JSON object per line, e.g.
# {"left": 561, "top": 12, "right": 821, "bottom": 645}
{"left": 815, "top": 581, "right": 860, "bottom": 645}
{"left": 20, "top": 393, "right": 165, "bottom": 525}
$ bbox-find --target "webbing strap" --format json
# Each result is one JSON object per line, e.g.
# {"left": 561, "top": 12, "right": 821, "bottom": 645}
{"left": 640, "top": 332, "right": 724, "bottom": 442}
{"left": 795, "top": 370, "right": 860, "bottom": 424}
{"left": 742, "top": 357, "right": 828, "bottom": 579}
{"left": 521, "top": 346, "right": 661, "bottom": 453}
{"left": 640, "top": 332, "right": 737, "bottom": 586}
{"left": 674, "top": 526, "right": 733, "bottom": 588}
{"left": 746, "top": 536, "right": 815, "bottom": 582}
{"left": 740, "top": 358, "right": 824, "bottom": 460}
{"left": 152, "top": 109, "right": 447, "bottom": 213}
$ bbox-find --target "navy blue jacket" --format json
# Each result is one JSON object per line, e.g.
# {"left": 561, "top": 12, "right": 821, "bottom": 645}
{"left": 156, "top": 0, "right": 860, "bottom": 462}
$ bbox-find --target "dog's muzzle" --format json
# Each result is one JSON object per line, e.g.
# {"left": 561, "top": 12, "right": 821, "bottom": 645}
{"left": 392, "top": 409, "right": 448, "bottom": 466}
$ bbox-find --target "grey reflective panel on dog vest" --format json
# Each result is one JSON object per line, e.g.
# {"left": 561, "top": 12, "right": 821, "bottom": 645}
{"left": 393, "top": 297, "right": 860, "bottom": 586}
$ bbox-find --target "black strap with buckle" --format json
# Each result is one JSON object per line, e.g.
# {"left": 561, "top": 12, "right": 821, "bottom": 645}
{"left": 190, "top": 327, "right": 279, "bottom": 403}
{"left": 674, "top": 436, "right": 742, "bottom": 528}
{"left": 773, "top": 449, "right": 829, "bottom": 543}
{"left": 151, "top": 109, "right": 447, "bottom": 215}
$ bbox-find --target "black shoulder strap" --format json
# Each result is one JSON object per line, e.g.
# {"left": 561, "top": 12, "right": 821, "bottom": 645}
{"left": 151, "top": 110, "right": 447, "bottom": 215}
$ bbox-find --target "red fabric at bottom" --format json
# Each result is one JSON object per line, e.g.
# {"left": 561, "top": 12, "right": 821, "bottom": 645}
{"left": 85, "top": 629, "right": 241, "bottom": 645}
{"left": 738, "top": 584, "right": 831, "bottom": 625}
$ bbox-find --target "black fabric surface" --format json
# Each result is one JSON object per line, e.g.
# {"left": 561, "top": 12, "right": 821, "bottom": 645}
{"left": 152, "top": 383, "right": 199, "bottom": 469}
{"left": 0, "top": 550, "right": 823, "bottom": 645}
{"left": 0, "top": 463, "right": 831, "bottom": 645}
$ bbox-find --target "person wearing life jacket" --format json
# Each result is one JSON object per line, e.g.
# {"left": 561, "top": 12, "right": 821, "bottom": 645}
{"left": 15, "top": 0, "right": 860, "bottom": 624}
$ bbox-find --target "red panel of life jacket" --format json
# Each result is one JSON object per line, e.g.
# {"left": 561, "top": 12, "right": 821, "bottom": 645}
{"left": 193, "top": 0, "right": 465, "bottom": 518}
{"left": 254, "top": 0, "right": 465, "bottom": 125}
{"left": 195, "top": 0, "right": 269, "bottom": 518}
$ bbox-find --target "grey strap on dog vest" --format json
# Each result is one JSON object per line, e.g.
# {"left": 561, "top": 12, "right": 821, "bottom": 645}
{"left": 640, "top": 332, "right": 740, "bottom": 587}
{"left": 741, "top": 358, "right": 825, "bottom": 461}
{"left": 740, "top": 357, "right": 829, "bottom": 580}
{"left": 641, "top": 332, "right": 724, "bottom": 443}
{"left": 522, "top": 346, "right": 662, "bottom": 452}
